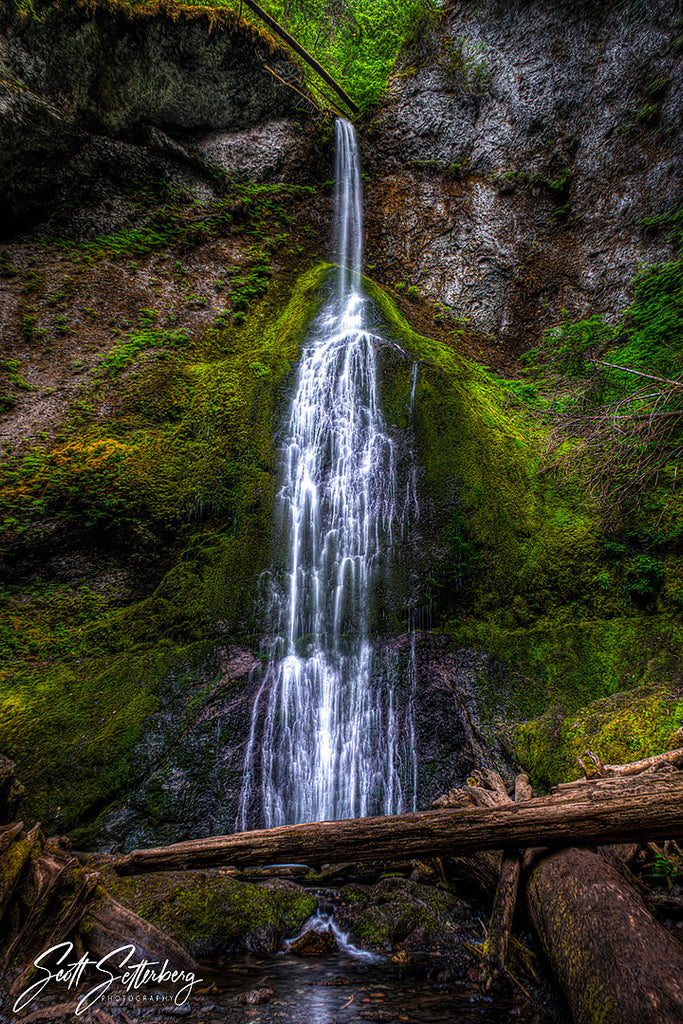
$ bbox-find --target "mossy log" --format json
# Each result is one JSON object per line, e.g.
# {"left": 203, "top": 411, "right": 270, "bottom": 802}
{"left": 0, "top": 757, "right": 24, "bottom": 825}
{"left": 0, "top": 821, "right": 197, "bottom": 990}
{"left": 524, "top": 847, "right": 683, "bottom": 1023}
{"left": 115, "top": 774, "right": 683, "bottom": 875}
{"left": 0, "top": 823, "right": 40, "bottom": 919}
{"left": 3, "top": 854, "right": 79, "bottom": 970}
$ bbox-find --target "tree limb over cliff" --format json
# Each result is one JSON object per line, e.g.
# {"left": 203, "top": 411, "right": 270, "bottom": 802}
{"left": 240, "top": 0, "right": 359, "bottom": 113}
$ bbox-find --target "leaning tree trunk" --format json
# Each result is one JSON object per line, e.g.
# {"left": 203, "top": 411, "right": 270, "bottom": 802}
{"left": 524, "top": 847, "right": 683, "bottom": 1024}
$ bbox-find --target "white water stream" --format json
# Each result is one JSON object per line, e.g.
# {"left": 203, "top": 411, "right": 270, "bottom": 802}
{"left": 238, "top": 119, "right": 418, "bottom": 829}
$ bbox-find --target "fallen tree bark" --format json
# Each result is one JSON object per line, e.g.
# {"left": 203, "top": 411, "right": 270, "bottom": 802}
{"left": 482, "top": 773, "right": 532, "bottom": 987}
{"left": 114, "top": 774, "right": 683, "bottom": 875}
{"left": 79, "top": 893, "right": 197, "bottom": 974}
{"left": 435, "top": 765, "right": 683, "bottom": 1022}
{"left": 524, "top": 847, "right": 683, "bottom": 1023}
{"left": 576, "top": 745, "right": 683, "bottom": 779}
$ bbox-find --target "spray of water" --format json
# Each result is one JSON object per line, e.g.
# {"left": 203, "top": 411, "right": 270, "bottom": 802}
{"left": 238, "top": 119, "right": 418, "bottom": 828}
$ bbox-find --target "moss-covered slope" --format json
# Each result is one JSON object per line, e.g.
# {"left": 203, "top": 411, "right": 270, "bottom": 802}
{"left": 0, "top": 253, "right": 326, "bottom": 831}
{"left": 363, "top": 279, "right": 683, "bottom": 786}
{"left": 2, "top": 205, "right": 682, "bottom": 833}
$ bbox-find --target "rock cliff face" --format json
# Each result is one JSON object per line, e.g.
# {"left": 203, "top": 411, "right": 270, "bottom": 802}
{"left": 364, "top": 0, "right": 682, "bottom": 347}
{"left": 0, "top": 3, "right": 312, "bottom": 230}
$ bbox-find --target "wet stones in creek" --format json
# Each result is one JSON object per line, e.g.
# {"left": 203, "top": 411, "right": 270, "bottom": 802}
{"left": 287, "top": 929, "right": 340, "bottom": 956}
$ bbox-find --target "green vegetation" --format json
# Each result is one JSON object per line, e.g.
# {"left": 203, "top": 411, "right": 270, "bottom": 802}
{"left": 12, "top": 0, "right": 439, "bottom": 111}
{"left": 616, "top": 259, "right": 683, "bottom": 375}
{"left": 0, "top": 262, "right": 326, "bottom": 829}
{"left": 102, "top": 866, "right": 317, "bottom": 954}
{"left": 214, "top": 0, "right": 442, "bottom": 110}
{"left": 640, "top": 205, "right": 683, "bottom": 252}
{"left": 439, "top": 34, "right": 492, "bottom": 94}
{"left": 364, "top": 274, "right": 606, "bottom": 622}
{"left": 516, "top": 258, "right": 683, "bottom": 523}
{"left": 3, "top": 249, "right": 682, "bottom": 821}
{"left": 0, "top": 359, "right": 32, "bottom": 412}
{"left": 516, "top": 673, "right": 683, "bottom": 789}
{"left": 53, "top": 180, "right": 315, "bottom": 265}
{"left": 102, "top": 325, "right": 190, "bottom": 374}
{"left": 361, "top": 273, "right": 683, "bottom": 789}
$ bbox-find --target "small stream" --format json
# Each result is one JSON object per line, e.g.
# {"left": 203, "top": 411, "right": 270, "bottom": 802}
{"left": 196, "top": 951, "right": 550, "bottom": 1024}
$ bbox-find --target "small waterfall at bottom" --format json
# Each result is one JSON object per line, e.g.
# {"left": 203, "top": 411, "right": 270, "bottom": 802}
{"left": 285, "top": 894, "right": 381, "bottom": 963}
{"left": 238, "top": 119, "right": 419, "bottom": 830}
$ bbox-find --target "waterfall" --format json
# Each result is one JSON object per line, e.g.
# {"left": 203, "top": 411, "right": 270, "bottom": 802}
{"left": 238, "top": 119, "right": 418, "bottom": 829}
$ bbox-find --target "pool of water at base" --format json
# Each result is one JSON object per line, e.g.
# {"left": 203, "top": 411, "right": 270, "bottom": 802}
{"left": 195, "top": 951, "right": 557, "bottom": 1024}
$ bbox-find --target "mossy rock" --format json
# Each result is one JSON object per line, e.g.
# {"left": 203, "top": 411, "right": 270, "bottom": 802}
{"left": 104, "top": 865, "right": 317, "bottom": 957}
{"left": 335, "top": 876, "right": 471, "bottom": 953}
{"left": 362, "top": 276, "right": 607, "bottom": 622}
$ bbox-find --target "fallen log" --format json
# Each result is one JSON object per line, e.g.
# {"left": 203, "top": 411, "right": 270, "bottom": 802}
{"left": 0, "top": 820, "right": 24, "bottom": 856}
{"left": 114, "top": 774, "right": 683, "bottom": 875}
{"left": 482, "top": 773, "right": 532, "bottom": 987}
{"left": 0, "top": 757, "right": 24, "bottom": 825}
{"left": 524, "top": 847, "right": 683, "bottom": 1024}
{"left": 2, "top": 854, "right": 79, "bottom": 970}
{"left": 0, "top": 823, "right": 41, "bottom": 919}
{"left": 239, "top": 0, "right": 359, "bottom": 113}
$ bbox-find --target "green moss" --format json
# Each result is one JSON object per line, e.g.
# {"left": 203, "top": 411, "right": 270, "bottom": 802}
{"left": 516, "top": 663, "right": 683, "bottom": 789}
{"left": 338, "top": 877, "right": 464, "bottom": 951}
{"left": 363, "top": 275, "right": 605, "bottom": 621}
{"left": 448, "top": 617, "right": 683, "bottom": 721}
{"left": 103, "top": 867, "right": 317, "bottom": 954}
{"left": 102, "top": 326, "right": 189, "bottom": 375}
{"left": 0, "top": 262, "right": 326, "bottom": 830}
{"left": 613, "top": 259, "right": 683, "bottom": 376}
{"left": 0, "top": 837, "right": 32, "bottom": 920}
{"left": 357, "top": 277, "right": 683, "bottom": 783}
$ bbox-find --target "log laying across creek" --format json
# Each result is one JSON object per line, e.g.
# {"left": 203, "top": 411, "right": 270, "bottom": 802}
{"left": 114, "top": 771, "right": 683, "bottom": 874}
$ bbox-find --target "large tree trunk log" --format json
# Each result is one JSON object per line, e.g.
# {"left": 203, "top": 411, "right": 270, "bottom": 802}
{"left": 524, "top": 847, "right": 683, "bottom": 1024}
{"left": 0, "top": 824, "right": 40, "bottom": 918}
{"left": 115, "top": 774, "right": 683, "bottom": 875}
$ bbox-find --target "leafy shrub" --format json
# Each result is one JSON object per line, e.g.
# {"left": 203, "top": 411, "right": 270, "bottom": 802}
{"left": 617, "top": 260, "right": 683, "bottom": 377}
{"left": 540, "top": 311, "right": 617, "bottom": 375}
{"left": 624, "top": 555, "right": 664, "bottom": 604}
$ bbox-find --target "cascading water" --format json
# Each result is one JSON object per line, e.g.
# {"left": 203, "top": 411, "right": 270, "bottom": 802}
{"left": 238, "top": 119, "right": 418, "bottom": 829}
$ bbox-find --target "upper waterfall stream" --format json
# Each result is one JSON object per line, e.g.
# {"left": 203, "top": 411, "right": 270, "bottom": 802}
{"left": 239, "top": 119, "right": 418, "bottom": 828}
